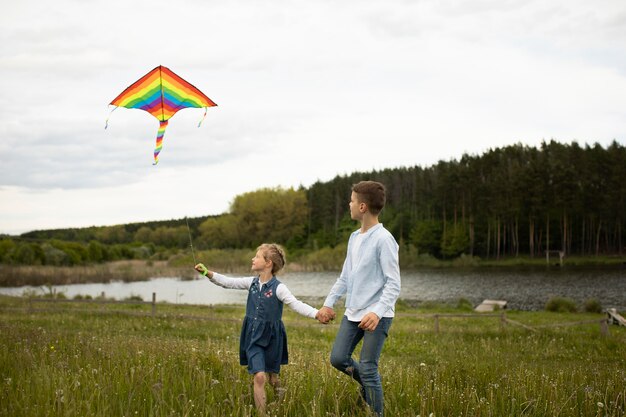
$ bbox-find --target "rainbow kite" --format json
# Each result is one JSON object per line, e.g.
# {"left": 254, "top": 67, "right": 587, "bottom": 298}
{"left": 106, "top": 65, "right": 217, "bottom": 164}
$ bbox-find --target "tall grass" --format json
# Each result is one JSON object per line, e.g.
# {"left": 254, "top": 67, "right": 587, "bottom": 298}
{"left": 0, "top": 261, "right": 189, "bottom": 287}
{"left": 1, "top": 295, "right": 625, "bottom": 416}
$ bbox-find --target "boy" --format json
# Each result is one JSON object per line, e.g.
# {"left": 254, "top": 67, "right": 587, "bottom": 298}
{"left": 319, "top": 180, "right": 401, "bottom": 417}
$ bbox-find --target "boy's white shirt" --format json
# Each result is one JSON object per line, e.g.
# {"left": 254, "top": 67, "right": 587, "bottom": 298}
{"left": 324, "top": 223, "right": 401, "bottom": 321}
{"left": 209, "top": 272, "right": 319, "bottom": 319}
{"left": 344, "top": 227, "right": 396, "bottom": 322}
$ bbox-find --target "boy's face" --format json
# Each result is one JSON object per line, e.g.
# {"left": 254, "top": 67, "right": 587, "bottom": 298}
{"left": 349, "top": 191, "right": 366, "bottom": 221}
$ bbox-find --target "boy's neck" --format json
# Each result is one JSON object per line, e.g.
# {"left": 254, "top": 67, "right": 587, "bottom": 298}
{"left": 360, "top": 214, "right": 379, "bottom": 233}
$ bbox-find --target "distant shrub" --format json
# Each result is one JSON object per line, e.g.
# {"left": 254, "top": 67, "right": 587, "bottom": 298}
{"left": 452, "top": 254, "right": 480, "bottom": 267}
{"left": 583, "top": 298, "right": 603, "bottom": 313}
{"left": 456, "top": 298, "right": 474, "bottom": 311}
{"left": 545, "top": 297, "right": 577, "bottom": 313}
{"left": 72, "top": 294, "right": 92, "bottom": 300}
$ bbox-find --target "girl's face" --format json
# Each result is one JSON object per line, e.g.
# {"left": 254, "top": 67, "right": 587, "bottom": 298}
{"left": 251, "top": 250, "right": 270, "bottom": 273}
{"left": 349, "top": 191, "right": 365, "bottom": 221}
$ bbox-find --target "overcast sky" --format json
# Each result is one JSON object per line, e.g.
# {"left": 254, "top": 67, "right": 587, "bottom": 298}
{"left": 2, "top": 0, "right": 626, "bottom": 235}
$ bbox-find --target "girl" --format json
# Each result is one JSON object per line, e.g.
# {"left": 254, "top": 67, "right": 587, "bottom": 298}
{"left": 194, "top": 243, "right": 328, "bottom": 414}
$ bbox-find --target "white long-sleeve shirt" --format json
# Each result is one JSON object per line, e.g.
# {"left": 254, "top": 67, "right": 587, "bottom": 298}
{"left": 324, "top": 223, "right": 401, "bottom": 321}
{"left": 209, "top": 272, "right": 319, "bottom": 319}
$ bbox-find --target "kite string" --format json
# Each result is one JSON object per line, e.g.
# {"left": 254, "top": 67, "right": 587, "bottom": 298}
{"left": 186, "top": 217, "right": 197, "bottom": 267}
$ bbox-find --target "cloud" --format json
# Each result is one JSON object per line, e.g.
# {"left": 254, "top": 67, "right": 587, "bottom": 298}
{"left": 2, "top": 0, "right": 626, "bottom": 233}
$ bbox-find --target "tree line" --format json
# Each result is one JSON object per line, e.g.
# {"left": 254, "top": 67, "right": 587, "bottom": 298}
{"left": 2, "top": 140, "right": 624, "bottom": 266}
{"left": 305, "top": 140, "right": 625, "bottom": 259}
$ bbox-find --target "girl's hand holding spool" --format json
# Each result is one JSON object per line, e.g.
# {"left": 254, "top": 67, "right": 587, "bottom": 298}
{"left": 195, "top": 263, "right": 210, "bottom": 277}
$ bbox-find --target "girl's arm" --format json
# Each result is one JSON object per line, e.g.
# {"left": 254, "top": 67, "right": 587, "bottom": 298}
{"left": 195, "top": 263, "right": 253, "bottom": 290}
{"left": 209, "top": 272, "right": 254, "bottom": 290}
{"left": 276, "top": 284, "right": 319, "bottom": 319}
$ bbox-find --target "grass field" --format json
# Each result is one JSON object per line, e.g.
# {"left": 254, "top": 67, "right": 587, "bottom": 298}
{"left": 1, "top": 295, "right": 625, "bottom": 416}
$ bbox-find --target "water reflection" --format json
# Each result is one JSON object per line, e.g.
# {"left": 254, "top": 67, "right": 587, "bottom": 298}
{"left": 0, "top": 267, "right": 624, "bottom": 311}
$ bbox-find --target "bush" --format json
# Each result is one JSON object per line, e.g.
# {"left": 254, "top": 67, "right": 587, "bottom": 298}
{"left": 545, "top": 296, "right": 577, "bottom": 313}
{"left": 583, "top": 298, "right": 603, "bottom": 313}
{"left": 456, "top": 298, "right": 474, "bottom": 311}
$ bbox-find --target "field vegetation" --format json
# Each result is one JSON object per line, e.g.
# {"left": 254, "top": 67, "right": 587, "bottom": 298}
{"left": 1, "top": 295, "right": 624, "bottom": 416}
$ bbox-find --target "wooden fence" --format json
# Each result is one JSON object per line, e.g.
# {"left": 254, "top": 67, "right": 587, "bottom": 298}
{"left": 397, "top": 311, "right": 611, "bottom": 336}
{"left": 23, "top": 294, "right": 612, "bottom": 335}
{"left": 28, "top": 291, "right": 158, "bottom": 317}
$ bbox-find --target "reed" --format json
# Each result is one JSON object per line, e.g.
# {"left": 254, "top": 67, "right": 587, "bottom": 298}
{"left": 1, "top": 295, "right": 625, "bottom": 416}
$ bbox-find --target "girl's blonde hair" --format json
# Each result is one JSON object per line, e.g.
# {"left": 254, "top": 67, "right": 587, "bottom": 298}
{"left": 257, "top": 243, "right": 286, "bottom": 274}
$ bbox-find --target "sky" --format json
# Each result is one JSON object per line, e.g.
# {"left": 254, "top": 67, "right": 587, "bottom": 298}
{"left": 2, "top": 0, "right": 626, "bottom": 235}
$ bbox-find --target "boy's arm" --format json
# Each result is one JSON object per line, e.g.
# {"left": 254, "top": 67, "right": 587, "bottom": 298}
{"left": 323, "top": 275, "right": 347, "bottom": 309}
{"left": 323, "top": 252, "right": 350, "bottom": 308}
{"left": 276, "top": 284, "right": 318, "bottom": 319}
{"left": 369, "top": 236, "right": 401, "bottom": 319}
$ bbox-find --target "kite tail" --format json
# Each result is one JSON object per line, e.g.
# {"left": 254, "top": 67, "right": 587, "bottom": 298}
{"left": 153, "top": 120, "right": 168, "bottom": 165}
{"left": 197, "top": 107, "right": 208, "bottom": 127}
{"left": 104, "top": 106, "right": 117, "bottom": 129}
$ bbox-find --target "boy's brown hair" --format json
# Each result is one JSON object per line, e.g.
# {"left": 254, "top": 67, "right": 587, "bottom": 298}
{"left": 352, "top": 181, "right": 386, "bottom": 215}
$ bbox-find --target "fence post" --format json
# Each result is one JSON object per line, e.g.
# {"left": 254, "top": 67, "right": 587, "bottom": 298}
{"left": 152, "top": 293, "right": 156, "bottom": 317}
{"left": 500, "top": 312, "right": 506, "bottom": 331}
{"left": 100, "top": 291, "right": 105, "bottom": 312}
{"left": 434, "top": 314, "right": 439, "bottom": 333}
{"left": 600, "top": 319, "right": 609, "bottom": 337}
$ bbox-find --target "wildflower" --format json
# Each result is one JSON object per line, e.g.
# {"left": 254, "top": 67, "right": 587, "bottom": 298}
{"left": 598, "top": 402, "right": 604, "bottom": 409}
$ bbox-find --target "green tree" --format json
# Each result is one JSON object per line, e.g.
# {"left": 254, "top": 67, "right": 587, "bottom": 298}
{"left": 205, "top": 187, "right": 307, "bottom": 248}
{"left": 12, "top": 243, "right": 45, "bottom": 265}
{"left": 199, "top": 214, "right": 240, "bottom": 249}
{"left": 441, "top": 224, "right": 470, "bottom": 258}
{"left": 42, "top": 243, "right": 70, "bottom": 266}
{"left": 87, "top": 240, "right": 106, "bottom": 263}
{"left": 410, "top": 220, "right": 442, "bottom": 257}
{"left": 0, "top": 239, "right": 16, "bottom": 263}
{"left": 95, "top": 225, "right": 130, "bottom": 244}
{"left": 133, "top": 226, "right": 153, "bottom": 243}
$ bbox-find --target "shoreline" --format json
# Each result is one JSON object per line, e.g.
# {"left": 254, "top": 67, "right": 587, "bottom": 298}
{"left": 1, "top": 257, "right": 625, "bottom": 288}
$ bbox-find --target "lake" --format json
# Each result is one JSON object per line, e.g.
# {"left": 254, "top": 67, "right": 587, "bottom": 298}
{"left": 0, "top": 267, "right": 624, "bottom": 311}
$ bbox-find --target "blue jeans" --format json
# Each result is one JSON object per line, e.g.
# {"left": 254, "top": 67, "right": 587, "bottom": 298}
{"left": 330, "top": 316, "right": 392, "bottom": 417}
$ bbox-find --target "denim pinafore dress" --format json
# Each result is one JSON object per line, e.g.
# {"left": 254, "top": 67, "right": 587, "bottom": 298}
{"left": 239, "top": 276, "right": 288, "bottom": 374}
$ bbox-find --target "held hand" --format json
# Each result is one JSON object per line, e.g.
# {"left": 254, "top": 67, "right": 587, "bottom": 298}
{"left": 194, "top": 263, "right": 209, "bottom": 277}
{"left": 315, "top": 310, "right": 330, "bottom": 324}
{"left": 317, "top": 306, "right": 336, "bottom": 324}
{"left": 358, "top": 312, "right": 380, "bottom": 332}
